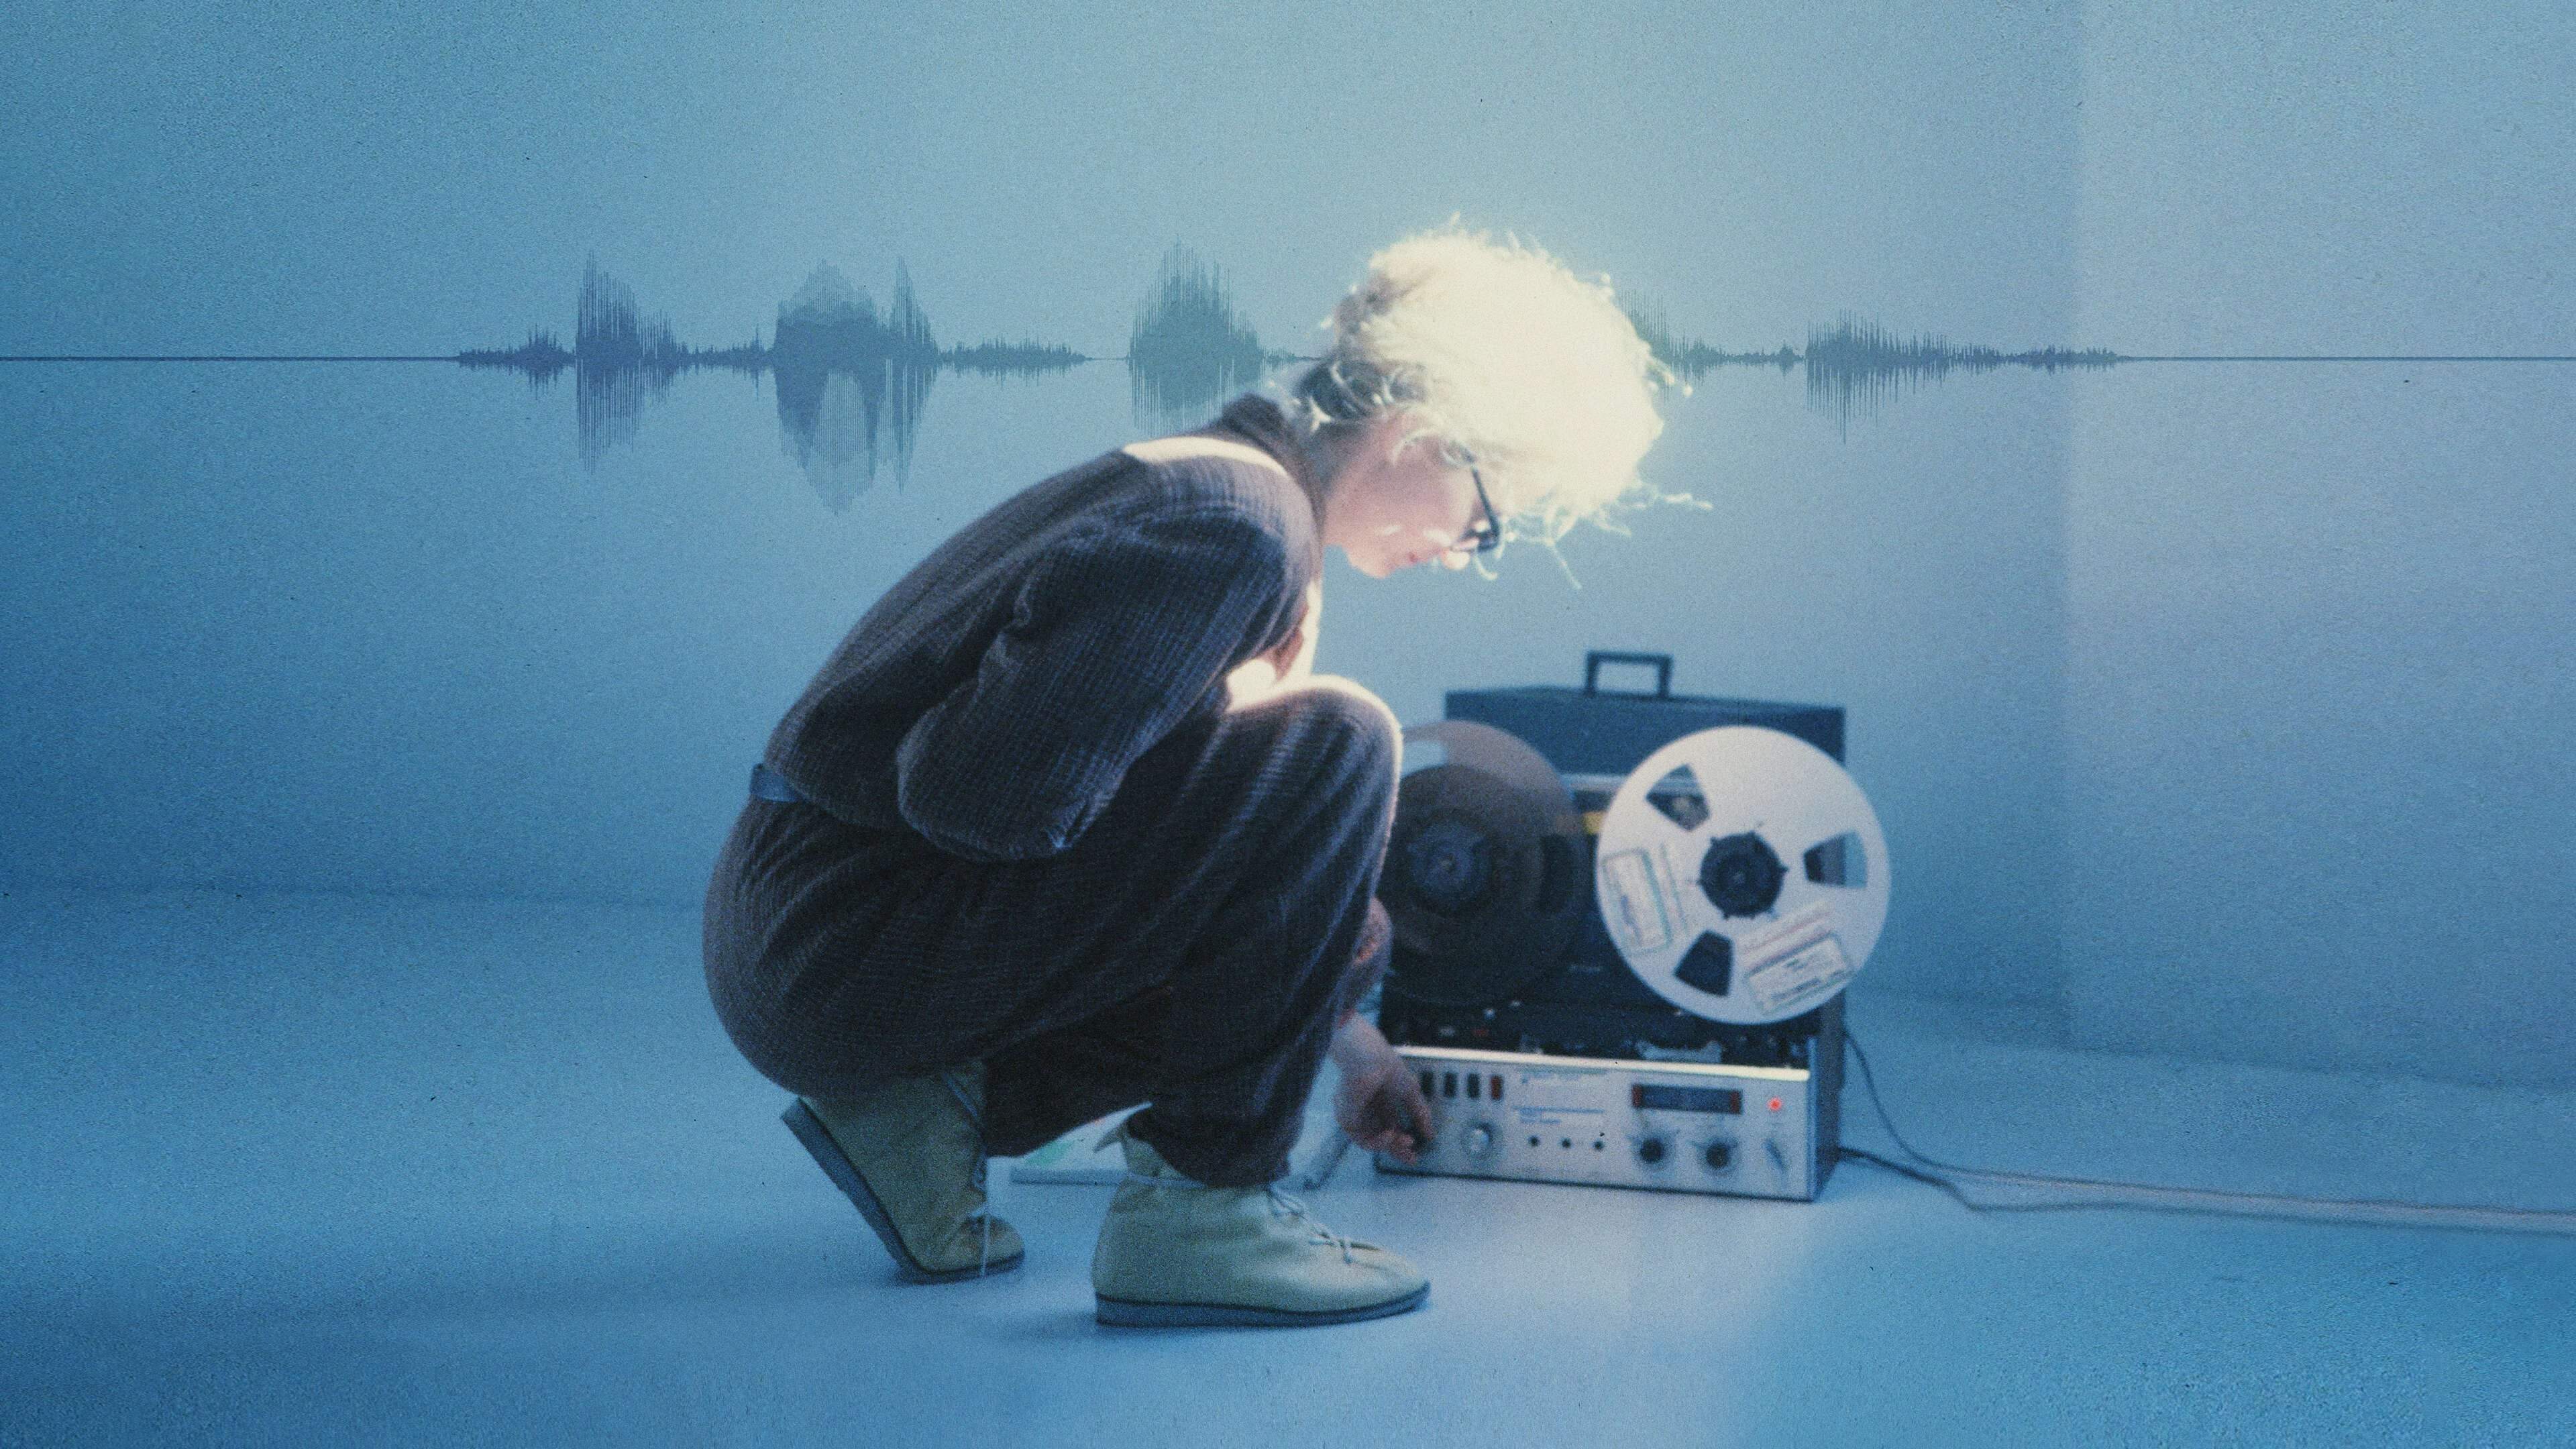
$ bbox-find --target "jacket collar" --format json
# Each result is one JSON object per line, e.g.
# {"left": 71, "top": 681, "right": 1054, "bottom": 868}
{"left": 1203, "top": 393, "right": 1326, "bottom": 524}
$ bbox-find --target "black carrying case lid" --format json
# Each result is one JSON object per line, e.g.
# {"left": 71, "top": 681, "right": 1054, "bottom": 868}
{"left": 1444, "top": 651, "right": 1845, "bottom": 777}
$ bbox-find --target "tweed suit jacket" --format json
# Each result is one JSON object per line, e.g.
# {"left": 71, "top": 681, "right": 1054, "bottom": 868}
{"left": 760, "top": 394, "right": 1327, "bottom": 864}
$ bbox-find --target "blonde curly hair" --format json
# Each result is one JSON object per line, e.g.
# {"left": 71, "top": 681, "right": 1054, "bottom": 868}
{"left": 1279, "top": 224, "right": 1685, "bottom": 557}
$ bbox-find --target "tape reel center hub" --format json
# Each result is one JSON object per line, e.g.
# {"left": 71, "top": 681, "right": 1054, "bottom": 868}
{"left": 1699, "top": 832, "right": 1787, "bottom": 919}
{"left": 1403, "top": 816, "right": 1496, "bottom": 914}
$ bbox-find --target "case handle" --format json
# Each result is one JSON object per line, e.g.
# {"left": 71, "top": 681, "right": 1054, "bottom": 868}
{"left": 1584, "top": 651, "right": 1674, "bottom": 698}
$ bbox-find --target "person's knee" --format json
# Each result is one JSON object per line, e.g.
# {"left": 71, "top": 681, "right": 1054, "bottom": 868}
{"left": 1273, "top": 676, "right": 1401, "bottom": 780}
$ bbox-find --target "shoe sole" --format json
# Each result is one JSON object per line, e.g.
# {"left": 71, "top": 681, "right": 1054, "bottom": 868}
{"left": 780, "top": 1099, "right": 1024, "bottom": 1284}
{"left": 1094, "top": 1283, "right": 1428, "bottom": 1328}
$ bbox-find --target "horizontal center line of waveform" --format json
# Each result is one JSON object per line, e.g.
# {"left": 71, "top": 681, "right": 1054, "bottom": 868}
{"left": 0, "top": 355, "right": 466, "bottom": 362}
{"left": 2113, "top": 354, "right": 2576, "bottom": 363}
{"left": 7, "top": 353, "right": 2570, "bottom": 365}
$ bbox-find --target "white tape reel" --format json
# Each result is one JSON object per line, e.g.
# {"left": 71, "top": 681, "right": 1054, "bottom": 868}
{"left": 1593, "top": 726, "right": 1890, "bottom": 1025}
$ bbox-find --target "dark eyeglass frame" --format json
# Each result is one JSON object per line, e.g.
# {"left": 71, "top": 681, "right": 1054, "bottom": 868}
{"left": 1452, "top": 455, "right": 1503, "bottom": 556}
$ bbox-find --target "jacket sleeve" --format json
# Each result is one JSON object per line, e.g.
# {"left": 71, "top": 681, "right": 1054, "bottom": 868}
{"left": 892, "top": 505, "right": 1291, "bottom": 862}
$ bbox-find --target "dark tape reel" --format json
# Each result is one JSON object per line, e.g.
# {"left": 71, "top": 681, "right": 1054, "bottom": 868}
{"left": 1381, "top": 762, "right": 1586, "bottom": 1008}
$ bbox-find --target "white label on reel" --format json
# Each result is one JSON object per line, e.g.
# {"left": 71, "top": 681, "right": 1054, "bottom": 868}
{"left": 1748, "top": 935, "right": 1854, "bottom": 1014}
{"left": 1739, "top": 901, "right": 1844, "bottom": 1013}
{"left": 1657, "top": 842, "right": 1696, "bottom": 928}
{"left": 1740, "top": 900, "right": 1833, "bottom": 963}
{"left": 1599, "top": 849, "right": 1673, "bottom": 953}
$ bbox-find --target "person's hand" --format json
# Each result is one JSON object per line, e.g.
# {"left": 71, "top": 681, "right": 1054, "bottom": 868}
{"left": 1329, "top": 1014, "right": 1433, "bottom": 1165}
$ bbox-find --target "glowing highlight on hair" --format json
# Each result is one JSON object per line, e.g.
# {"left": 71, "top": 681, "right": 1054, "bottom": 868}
{"left": 1279, "top": 223, "right": 1701, "bottom": 583}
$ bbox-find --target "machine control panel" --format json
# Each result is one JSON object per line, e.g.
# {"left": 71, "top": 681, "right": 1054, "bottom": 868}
{"left": 1377, "top": 1044, "right": 1824, "bottom": 1201}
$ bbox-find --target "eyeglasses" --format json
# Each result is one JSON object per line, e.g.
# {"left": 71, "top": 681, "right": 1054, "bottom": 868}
{"left": 1446, "top": 449, "right": 1503, "bottom": 556}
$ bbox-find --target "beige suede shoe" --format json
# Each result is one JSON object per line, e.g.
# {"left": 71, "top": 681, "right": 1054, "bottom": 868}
{"left": 782, "top": 1061, "right": 1024, "bottom": 1282}
{"left": 1091, "top": 1123, "right": 1428, "bottom": 1327}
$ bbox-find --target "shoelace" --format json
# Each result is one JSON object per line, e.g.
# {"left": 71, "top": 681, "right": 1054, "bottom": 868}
{"left": 1265, "top": 1186, "right": 1357, "bottom": 1264}
{"left": 939, "top": 1068, "right": 999, "bottom": 1277}
{"left": 1112, "top": 1168, "right": 1358, "bottom": 1265}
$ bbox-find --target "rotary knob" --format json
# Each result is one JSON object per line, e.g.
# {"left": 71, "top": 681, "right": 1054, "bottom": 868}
{"left": 1704, "top": 1141, "right": 1733, "bottom": 1171}
{"left": 1637, "top": 1136, "right": 1668, "bottom": 1165}
{"left": 1462, "top": 1124, "right": 1495, "bottom": 1157}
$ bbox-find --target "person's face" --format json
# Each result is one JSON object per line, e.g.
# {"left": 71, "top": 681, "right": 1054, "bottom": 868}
{"left": 1322, "top": 417, "right": 1495, "bottom": 578}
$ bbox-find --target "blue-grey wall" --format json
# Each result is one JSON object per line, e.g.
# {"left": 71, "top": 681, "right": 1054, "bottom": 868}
{"left": 2063, "top": 2, "right": 2576, "bottom": 1087}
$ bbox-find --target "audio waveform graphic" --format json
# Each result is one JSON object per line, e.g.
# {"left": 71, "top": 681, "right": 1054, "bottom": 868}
{"left": 761, "top": 262, "right": 937, "bottom": 506}
{"left": 447, "top": 248, "right": 1287, "bottom": 501}
{"left": 1625, "top": 309, "right": 2570, "bottom": 435}
{"left": 1631, "top": 310, "right": 2119, "bottom": 435}
{"left": 455, "top": 258, "right": 1086, "bottom": 503}
{"left": 9, "top": 258, "right": 2567, "bottom": 506}
{"left": 1126, "top": 245, "right": 1299, "bottom": 427}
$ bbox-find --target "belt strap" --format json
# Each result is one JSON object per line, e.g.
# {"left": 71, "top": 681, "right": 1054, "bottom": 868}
{"left": 749, "top": 762, "right": 812, "bottom": 804}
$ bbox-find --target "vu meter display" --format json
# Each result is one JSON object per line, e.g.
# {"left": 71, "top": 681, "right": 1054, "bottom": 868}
{"left": 1631, "top": 1083, "right": 1743, "bottom": 1115}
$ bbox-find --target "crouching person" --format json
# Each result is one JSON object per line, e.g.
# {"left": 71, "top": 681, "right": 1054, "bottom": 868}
{"left": 701, "top": 225, "right": 1670, "bottom": 1326}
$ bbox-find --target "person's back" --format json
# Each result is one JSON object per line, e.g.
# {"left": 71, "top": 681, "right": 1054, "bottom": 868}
{"left": 759, "top": 410, "right": 1321, "bottom": 858}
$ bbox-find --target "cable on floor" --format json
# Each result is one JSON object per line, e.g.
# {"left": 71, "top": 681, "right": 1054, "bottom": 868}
{"left": 1837, "top": 1026, "right": 2576, "bottom": 1238}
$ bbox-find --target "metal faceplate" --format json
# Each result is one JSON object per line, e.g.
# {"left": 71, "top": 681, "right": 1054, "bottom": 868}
{"left": 1375, "top": 1045, "right": 1825, "bottom": 1202}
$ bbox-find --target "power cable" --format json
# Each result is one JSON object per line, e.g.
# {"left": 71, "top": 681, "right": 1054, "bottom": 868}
{"left": 1838, "top": 1026, "right": 2576, "bottom": 1237}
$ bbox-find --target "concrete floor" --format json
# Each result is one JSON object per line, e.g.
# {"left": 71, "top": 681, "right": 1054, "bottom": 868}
{"left": 5, "top": 888, "right": 2571, "bottom": 1447}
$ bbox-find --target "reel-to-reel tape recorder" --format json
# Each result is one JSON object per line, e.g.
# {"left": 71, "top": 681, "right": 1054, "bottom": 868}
{"left": 1373, "top": 652, "right": 1890, "bottom": 1201}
